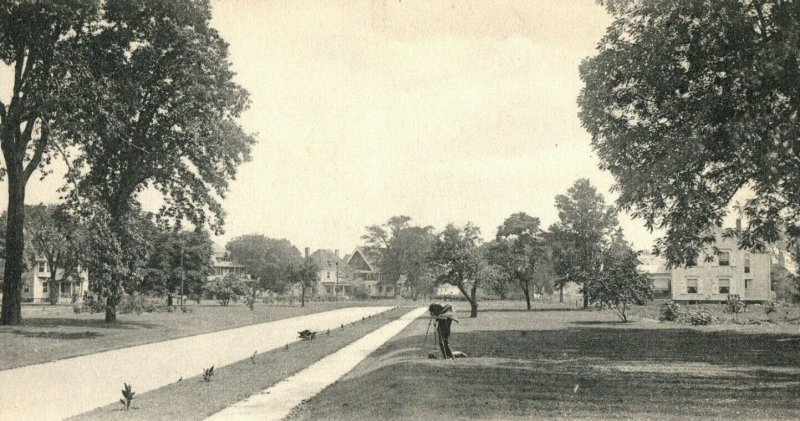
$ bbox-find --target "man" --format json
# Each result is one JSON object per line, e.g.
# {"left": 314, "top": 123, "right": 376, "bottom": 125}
{"left": 429, "top": 303, "right": 458, "bottom": 359}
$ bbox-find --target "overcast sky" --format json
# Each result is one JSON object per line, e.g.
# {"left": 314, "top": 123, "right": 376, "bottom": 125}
{"left": 7, "top": 0, "right": 664, "bottom": 253}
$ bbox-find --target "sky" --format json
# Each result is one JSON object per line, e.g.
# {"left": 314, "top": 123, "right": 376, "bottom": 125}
{"left": 4, "top": 0, "right": 664, "bottom": 253}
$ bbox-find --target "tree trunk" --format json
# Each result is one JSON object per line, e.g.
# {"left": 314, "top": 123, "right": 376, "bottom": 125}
{"left": 49, "top": 273, "right": 59, "bottom": 305}
{"left": 522, "top": 279, "right": 531, "bottom": 310}
{"left": 301, "top": 287, "right": 305, "bottom": 307}
{"left": 559, "top": 285, "right": 564, "bottom": 303}
{"left": 583, "top": 288, "right": 589, "bottom": 309}
{"left": 469, "top": 298, "right": 478, "bottom": 318}
{"left": 1, "top": 164, "right": 26, "bottom": 325}
{"left": 105, "top": 295, "right": 117, "bottom": 323}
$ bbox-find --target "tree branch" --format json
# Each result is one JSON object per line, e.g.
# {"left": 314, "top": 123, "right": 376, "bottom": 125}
{"left": 24, "top": 118, "right": 48, "bottom": 182}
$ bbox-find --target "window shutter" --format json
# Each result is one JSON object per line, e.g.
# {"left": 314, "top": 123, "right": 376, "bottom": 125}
{"left": 729, "top": 252, "right": 736, "bottom": 267}
{"left": 675, "top": 279, "right": 684, "bottom": 296}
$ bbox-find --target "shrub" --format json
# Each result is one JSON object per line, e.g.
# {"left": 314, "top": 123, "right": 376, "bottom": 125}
{"left": 659, "top": 300, "right": 683, "bottom": 321}
{"left": 689, "top": 310, "right": 713, "bottom": 325}
{"left": 205, "top": 274, "right": 247, "bottom": 306}
{"left": 765, "top": 301, "right": 779, "bottom": 315}
{"left": 723, "top": 294, "right": 746, "bottom": 315}
{"left": 73, "top": 303, "right": 83, "bottom": 314}
{"left": 351, "top": 286, "right": 370, "bottom": 301}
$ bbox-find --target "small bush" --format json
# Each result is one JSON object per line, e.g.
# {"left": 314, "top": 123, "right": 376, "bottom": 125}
{"left": 659, "top": 300, "right": 683, "bottom": 321}
{"left": 723, "top": 294, "right": 746, "bottom": 315}
{"left": 689, "top": 310, "right": 713, "bottom": 325}
{"left": 73, "top": 303, "right": 83, "bottom": 314}
{"left": 351, "top": 286, "right": 370, "bottom": 301}
{"left": 765, "top": 301, "right": 778, "bottom": 315}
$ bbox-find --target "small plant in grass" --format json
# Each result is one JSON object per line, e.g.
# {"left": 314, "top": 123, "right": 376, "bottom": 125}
{"left": 120, "top": 383, "right": 135, "bottom": 410}
{"left": 203, "top": 366, "right": 215, "bottom": 382}
{"left": 689, "top": 309, "right": 713, "bottom": 325}
{"left": 659, "top": 300, "right": 683, "bottom": 322}
{"left": 723, "top": 294, "right": 746, "bottom": 318}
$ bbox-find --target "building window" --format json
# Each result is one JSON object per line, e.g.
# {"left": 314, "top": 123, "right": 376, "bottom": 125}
{"left": 745, "top": 279, "right": 753, "bottom": 290}
{"left": 718, "top": 279, "right": 730, "bottom": 294}
{"left": 327, "top": 271, "right": 330, "bottom": 279}
{"left": 717, "top": 251, "right": 730, "bottom": 266}
{"left": 42, "top": 282, "right": 48, "bottom": 293}
{"left": 39, "top": 262, "right": 45, "bottom": 273}
{"left": 23, "top": 284, "right": 30, "bottom": 293}
{"left": 744, "top": 254, "right": 750, "bottom": 274}
{"left": 687, "top": 279, "right": 698, "bottom": 294}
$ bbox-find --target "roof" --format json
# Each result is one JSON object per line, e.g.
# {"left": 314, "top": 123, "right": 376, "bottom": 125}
{"left": 308, "top": 249, "right": 348, "bottom": 271}
{"left": 346, "top": 247, "right": 378, "bottom": 272}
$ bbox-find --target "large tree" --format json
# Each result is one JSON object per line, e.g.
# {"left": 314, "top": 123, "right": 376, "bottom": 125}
{"left": 287, "top": 258, "right": 319, "bottom": 307}
{"left": 0, "top": 1, "right": 101, "bottom": 324}
{"left": 361, "top": 215, "right": 412, "bottom": 295}
{"left": 144, "top": 228, "right": 213, "bottom": 302}
{"left": 64, "top": 0, "right": 254, "bottom": 322}
{"left": 487, "top": 212, "right": 547, "bottom": 310}
{"left": 548, "top": 179, "right": 618, "bottom": 308}
{"left": 579, "top": 0, "right": 800, "bottom": 267}
{"left": 25, "top": 204, "right": 87, "bottom": 305}
{"left": 226, "top": 235, "right": 302, "bottom": 293}
{"left": 428, "top": 223, "right": 484, "bottom": 318}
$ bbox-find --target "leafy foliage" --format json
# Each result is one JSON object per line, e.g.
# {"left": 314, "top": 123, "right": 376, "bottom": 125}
{"left": 202, "top": 366, "right": 215, "bottom": 382}
{"left": 143, "top": 229, "right": 213, "bottom": 298}
{"left": 723, "top": 294, "right": 746, "bottom": 315}
{"left": 204, "top": 273, "right": 247, "bottom": 306}
{"left": 287, "top": 258, "right": 319, "bottom": 307}
{"left": 579, "top": 0, "right": 800, "bottom": 266}
{"left": 487, "top": 212, "right": 548, "bottom": 309}
{"left": 588, "top": 232, "right": 654, "bottom": 322}
{"left": 689, "top": 310, "right": 713, "bottom": 326}
{"left": 120, "top": 382, "right": 135, "bottom": 410}
{"left": 226, "top": 235, "right": 302, "bottom": 293}
{"left": 428, "top": 223, "right": 485, "bottom": 318}
{"left": 659, "top": 300, "right": 683, "bottom": 322}
{"left": 547, "top": 179, "right": 619, "bottom": 308}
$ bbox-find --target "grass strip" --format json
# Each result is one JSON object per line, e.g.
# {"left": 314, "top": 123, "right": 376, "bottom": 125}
{"left": 69, "top": 306, "right": 408, "bottom": 421}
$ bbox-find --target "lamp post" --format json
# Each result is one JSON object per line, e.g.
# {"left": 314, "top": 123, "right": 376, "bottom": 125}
{"left": 335, "top": 261, "right": 339, "bottom": 297}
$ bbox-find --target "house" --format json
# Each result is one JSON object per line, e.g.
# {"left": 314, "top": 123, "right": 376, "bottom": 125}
{"left": 23, "top": 258, "right": 89, "bottom": 303}
{"left": 637, "top": 252, "right": 671, "bottom": 298}
{"left": 639, "top": 223, "right": 772, "bottom": 302}
{"left": 209, "top": 243, "right": 248, "bottom": 279}
{"left": 346, "top": 247, "right": 390, "bottom": 297}
{"left": 307, "top": 248, "right": 352, "bottom": 296}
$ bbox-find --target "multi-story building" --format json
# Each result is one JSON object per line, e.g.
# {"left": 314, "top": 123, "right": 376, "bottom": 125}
{"left": 345, "top": 248, "right": 389, "bottom": 297}
{"left": 23, "top": 258, "right": 89, "bottom": 303}
{"left": 307, "top": 248, "right": 352, "bottom": 296}
{"left": 640, "top": 224, "right": 772, "bottom": 302}
{"left": 209, "top": 243, "right": 248, "bottom": 279}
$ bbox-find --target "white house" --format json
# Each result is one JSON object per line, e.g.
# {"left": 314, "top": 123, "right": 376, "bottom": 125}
{"left": 23, "top": 258, "right": 89, "bottom": 303}
{"left": 640, "top": 224, "right": 772, "bottom": 302}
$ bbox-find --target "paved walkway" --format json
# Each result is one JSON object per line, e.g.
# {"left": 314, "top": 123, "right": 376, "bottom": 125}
{"left": 207, "top": 306, "right": 427, "bottom": 420}
{"left": 0, "top": 306, "right": 393, "bottom": 421}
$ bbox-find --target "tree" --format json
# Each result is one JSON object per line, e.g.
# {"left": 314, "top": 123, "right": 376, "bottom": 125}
{"left": 287, "top": 258, "right": 319, "bottom": 307}
{"left": 428, "top": 223, "right": 484, "bottom": 318}
{"left": 0, "top": 1, "right": 102, "bottom": 325}
{"left": 579, "top": 0, "right": 800, "bottom": 267}
{"left": 145, "top": 229, "right": 213, "bottom": 301}
{"left": 24, "top": 204, "right": 87, "bottom": 305}
{"left": 61, "top": 0, "right": 254, "bottom": 322}
{"left": 226, "top": 235, "right": 302, "bottom": 294}
{"left": 588, "top": 230, "right": 654, "bottom": 322}
{"left": 205, "top": 273, "right": 247, "bottom": 306}
{"left": 487, "top": 212, "right": 547, "bottom": 310}
{"left": 362, "top": 215, "right": 412, "bottom": 296}
{"left": 548, "top": 179, "right": 618, "bottom": 308}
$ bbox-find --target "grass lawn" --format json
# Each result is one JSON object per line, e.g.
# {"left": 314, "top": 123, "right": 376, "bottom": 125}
{"left": 288, "top": 301, "right": 800, "bottom": 420}
{"left": 0, "top": 300, "right": 394, "bottom": 371}
{"left": 69, "top": 307, "right": 410, "bottom": 421}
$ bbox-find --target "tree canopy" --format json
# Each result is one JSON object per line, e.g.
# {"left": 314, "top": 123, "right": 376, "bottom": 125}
{"left": 226, "top": 235, "right": 302, "bottom": 293}
{"left": 428, "top": 223, "right": 484, "bottom": 318}
{"left": 579, "top": 0, "right": 800, "bottom": 267}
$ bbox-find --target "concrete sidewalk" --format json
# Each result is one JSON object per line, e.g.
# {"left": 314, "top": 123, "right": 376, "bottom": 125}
{"left": 207, "top": 306, "right": 427, "bottom": 420}
{"left": 0, "top": 306, "right": 393, "bottom": 421}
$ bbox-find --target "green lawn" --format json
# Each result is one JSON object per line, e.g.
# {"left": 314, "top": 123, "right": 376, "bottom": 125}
{"left": 288, "top": 301, "right": 800, "bottom": 420}
{"left": 0, "top": 300, "right": 392, "bottom": 370}
{"left": 70, "top": 307, "right": 409, "bottom": 421}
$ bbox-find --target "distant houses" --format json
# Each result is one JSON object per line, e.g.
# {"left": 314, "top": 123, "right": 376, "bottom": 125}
{"left": 22, "top": 258, "right": 89, "bottom": 303}
{"left": 639, "top": 223, "right": 772, "bottom": 302}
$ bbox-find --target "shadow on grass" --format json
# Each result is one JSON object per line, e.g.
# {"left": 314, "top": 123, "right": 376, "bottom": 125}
{"left": 570, "top": 320, "right": 627, "bottom": 325}
{"left": 481, "top": 308, "right": 584, "bottom": 313}
{"left": 383, "top": 326, "right": 800, "bottom": 368}
{"left": 11, "top": 330, "right": 104, "bottom": 340}
{"left": 15, "top": 318, "right": 159, "bottom": 330}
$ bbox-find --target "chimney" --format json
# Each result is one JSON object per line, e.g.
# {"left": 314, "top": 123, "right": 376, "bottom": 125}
{"left": 305, "top": 247, "right": 310, "bottom": 258}
{"left": 335, "top": 249, "right": 339, "bottom": 258}
{"left": 735, "top": 219, "right": 742, "bottom": 231}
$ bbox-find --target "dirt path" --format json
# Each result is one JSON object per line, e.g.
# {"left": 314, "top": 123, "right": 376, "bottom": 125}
{"left": 0, "top": 306, "right": 393, "bottom": 421}
{"left": 206, "top": 307, "right": 427, "bottom": 420}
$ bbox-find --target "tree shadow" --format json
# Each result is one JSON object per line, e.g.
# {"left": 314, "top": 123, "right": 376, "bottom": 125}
{"left": 570, "top": 320, "right": 627, "bottom": 325}
{"left": 481, "top": 308, "right": 583, "bottom": 313}
{"left": 15, "top": 318, "right": 159, "bottom": 330}
{"left": 11, "top": 330, "right": 104, "bottom": 340}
